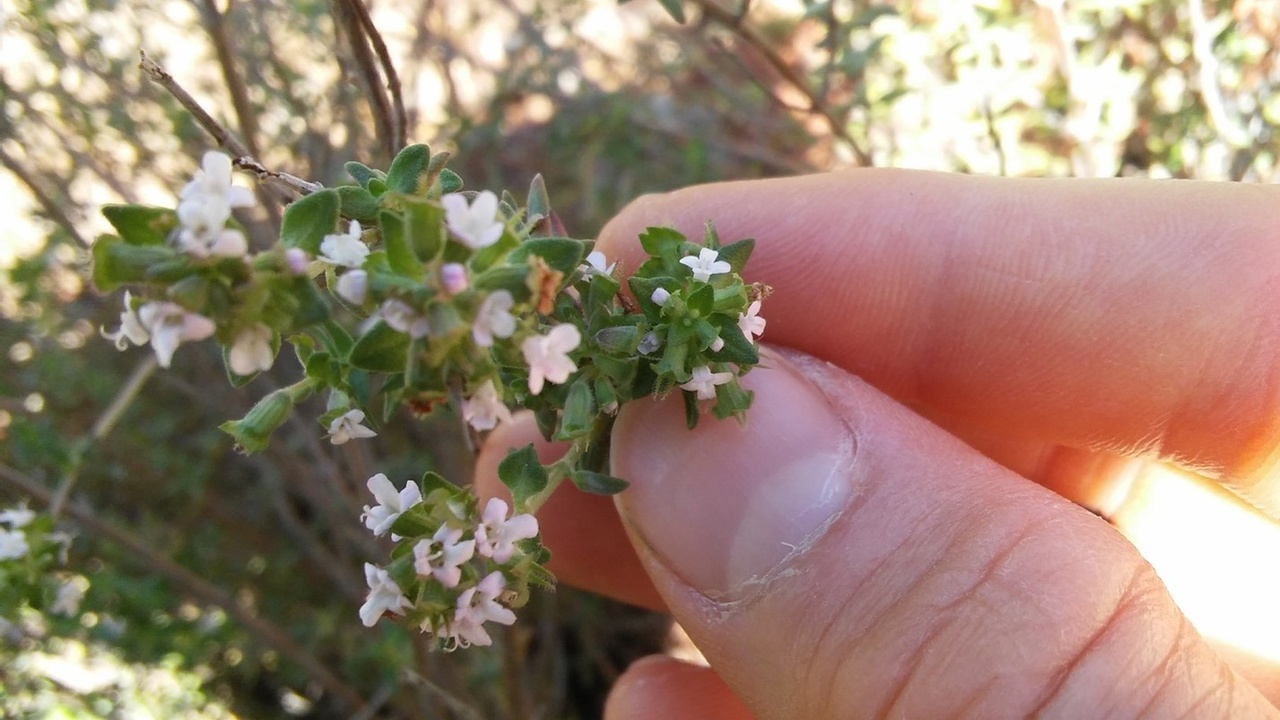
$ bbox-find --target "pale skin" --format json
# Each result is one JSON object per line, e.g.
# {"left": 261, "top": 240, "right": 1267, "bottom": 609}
{"left": 476, "top": 170, "right": 1280, "bottom": 718}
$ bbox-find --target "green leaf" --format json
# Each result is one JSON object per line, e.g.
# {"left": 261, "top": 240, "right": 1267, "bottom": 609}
{"left": 712, "top": 379, "right": 754, "bottom": 421}
{"left": 715, "top": 237, "right": 755, "bottom": 274}
{"left": 437, "top": 169, "right": 463, "bottom": 194}
{"left": 627, "top": 276, "right": 676, "bottom": 322}
{"left": 553, "top": 379, "right": 595, "bottom": 440}
{"left": 281, "top": 189, "right": 340, "bottom": 254}
{"left": 337, "top": 185, "right": 380, "bottom": 224}
{"left": 569, "top": 470, "right": 629, "bottom": 495}
{"left": 686, "top": 283, "right": 715, "bottom": 315}
{"left": 497, "top": 444, "right": 549, "bottom": 509}
{"left": 386, "top": 143, "right": 431, "bottom": 195}
{"left": 345, "top": 161, "right": 383, "bottom": 189}
{"left": 102, "top": 205, "right": 178, "bottom": 246}
{"left": 378, "top": 210, "right": 422, "bottom": 279}
{"left": 593, "top": 325, "right": 639, "bottom": 354}
{"left": 657, "top": 0, "right": 686, "bottom": 23}
{"left": 710, "top": 317, "right": 759, "bottom": 365}
{"left": 654, "top": 322, "right": 693, "bottom": 381}
{"left": 638, "top": 226, "right": 685, "bottom": 268}
{"left": 279, "top": 276, "right": 333, "bottom": 331}
{"left": 420, "top": 471, "right": 454, "bottom": 495}
{"left": 219, "top": 388, "right": 296, "bottom": 454}
{"left": 91, "top": 235, "right": 178, "bottom": 291}
{"left": 349, "top": 321, "right": 411, "bottom": 373}
{"left": 527, "top": 173, "right": 550, "bottom": 229}
{"left": 473, "top": 264, "right": 532, "bottom": 302}
{"left": 404, "top": 200, "right": 445, "bottom": 264}
{"left": 367, "top": 177, "right": 388, "bottom": 197}
{"left": 509, "top": 237, "right": 589, "bottom": 277}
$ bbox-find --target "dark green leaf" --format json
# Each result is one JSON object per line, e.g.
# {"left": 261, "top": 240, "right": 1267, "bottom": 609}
{"left": 497, "top": 444, "right": 549, "bottom": 509}
{"left": 509, "top": 237, "right": 589, "bottom": 277}
{"left": 281, "top": 189, "right": 340, "bottom": 254}
{"left": 553, "top": 379, "right": 594, "bottom": 440}
{"left": 91, "top": 235, "right": 177, "bottom": 291}
{"left": 420, "top": 471, "right": 454, "bottom": 494}
{"left": 715, "top": 237, "right": 755, "bottom": 274}
{"left": 657, "top": 0, "right": 686, "bottom": 23}
{"left": 337, "top": 185, "right": 380, "bottom": 223}
{"left": 349, "top": 321, "right": 411, "bottom": 373}
{"left": 638, "top": 226, "right": 685, "bottom": 267}
{"left": 569, "top": 470, "right": 629, "bottom": 495}
{"left": 437, "top": 169, "right": 463, "bottom": 194}
{"left": 378, "top": 210, "right": 422, "bottom": 279}
{"left": 386, "top": 143, "right": 431, "bottom": 195}
{"left": 102, "top": 205, "right": 177, "bottom": 246}
{"left": 345, "top": 161, "right": 383, "bottom": 189}
{"left": 593, "top": 325, "right": 639, "bottom": 354}
{"left": 219, "top": 388, "right": 295, "bottom": 454}
{"left": 405, "top": 200, "right": 445, "bottom": 264}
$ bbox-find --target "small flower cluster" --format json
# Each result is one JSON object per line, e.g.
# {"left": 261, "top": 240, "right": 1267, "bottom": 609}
{"left": 94, "top": 144, "right": 764, "bottom": 646}
{"left": 357, "top": 474, "right": 544, "bottom": 650}
{"left": 0, "top": 500, "right": 87, "bottom": 620}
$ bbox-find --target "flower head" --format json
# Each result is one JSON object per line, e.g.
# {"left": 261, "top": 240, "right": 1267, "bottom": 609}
{"left": 101, "top": 292, "right": 151, "bottom": 351}
{"left": 360, "top": 563, "right": 413, "bottom": 627}
{"left": 284, "top": 248, "right": 311, "bottom": 275}
{"left": 474, "top": 498, "right": 539, "bottom": 564}
{"left": 335, "top": 270, "right": 368, "bottom": 305}
{"left": 361, "top": 473, "right": 423, "bottom": 537}
{"left": 0, "top": 502, "right": 36, "bottom": 529}
{"left": 176, "top": 152, "right": 254, "bottom": 259}
{"left": 319, "top": 221, "right": 369, "bottom": 268}
{"left": 229, "top": 323, "right": 274, "bottom": 376}
{"left": 440, "top": 263, "right": 469, "bottom": 295}
{"left": 679, "top": 365, "right": 734, "bottom": 400}
{"left": 136, "top": 302, "right": 216, "bottom": 368}
{"left": 442, "top": 191, "right": 504, "bottom": 249}
{"left": 679, "top": 248, "right": 731, "bottom": 283}
{"left": 462, "top": 380, "right": 513, "bottom": 431}
{"left": 650, "top": 287, "right": 671, "bottom": 307}
{"left": 521, "top": 324, "right": 581, "bottom": 395}
{"left": 442, "top": 571, "right": 516, "bottom": 648}
{"left": 472, "top": 290, "right": 516, "bottom": 348}
{"left": 579, "top": 251, "right": 615, "bottom": 278}
{"left": 180, "top": 152, "right": 256, "bottom": 210}
{"left": 637, "top": 330, "right": 661, "bottom": 355}
{"left": 328, "top": 409, "right": 377, "bottom": 444}
{"left": 738, "top": 300, "right": 766, "bottom": 342}
{"left": 0, "top": 528, "right": 28, "bottom": 561}
{"left": 380, "top": 299, "right": 430, "bottom": 339}
{"left": 413, "top": 525, "right": 475, "bottom": 588}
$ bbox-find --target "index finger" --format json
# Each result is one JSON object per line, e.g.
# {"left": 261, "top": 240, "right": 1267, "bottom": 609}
{"left": 597, "top": 170, "right": 1280, "bottom": 511}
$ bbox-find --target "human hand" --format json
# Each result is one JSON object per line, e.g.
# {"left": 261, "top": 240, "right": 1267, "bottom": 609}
{"left": 476, "top": 170, "right": 1280, "bottom": 718}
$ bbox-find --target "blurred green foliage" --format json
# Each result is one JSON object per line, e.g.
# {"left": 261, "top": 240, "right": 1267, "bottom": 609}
{"left": 1, "top": 0, "right": 1276, "bottom": 717}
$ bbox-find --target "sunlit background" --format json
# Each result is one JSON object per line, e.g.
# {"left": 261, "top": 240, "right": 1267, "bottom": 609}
{"left": 2, "top": 0, "right": 1279, "bottom": 716}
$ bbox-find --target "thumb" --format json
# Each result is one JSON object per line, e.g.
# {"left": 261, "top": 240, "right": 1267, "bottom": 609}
{"left": 611, "top": 348, "right": 1275, "bottom": 719}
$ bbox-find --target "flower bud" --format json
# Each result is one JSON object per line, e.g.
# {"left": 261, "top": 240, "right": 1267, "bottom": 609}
{"left": 440, "top": 262, "right": 469, "bottom": 295}
{"left": 284, "top": 247, "right": 310, "bottom": 276}
{"left": 336, "top": 270, "right": 369, "bottom": 305}
{"left": 651, "top": 287, "right": 671, "bottom": 306}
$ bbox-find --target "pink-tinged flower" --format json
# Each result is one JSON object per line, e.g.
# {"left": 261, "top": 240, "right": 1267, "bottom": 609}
{"left": 440, "top": 263, "right": 469, "bottom": 295}
{"left": 136, "top": 302, "right": 216, "bottom": 368}
{"left": 380, "top": 299, "right": 430, "bottom": 339}
{"left": 445, "top": 571, "right": 517, "bottom": 647}
{"left": 229, "top": 323, "right": 274, "bottom": 376}
{"left": 361, "top": 473, "right": 423, "bottom": 537}
{"left": 413, "top": 525, "right": 476, "bottom": 588}
{"left": 679, "top": 365, "right": 733, "bottom": 400}
{"left": 319, "top": 221, "right": 369, "bottom": 268}
{"left": 462, "top": 380, "right": 513, "bottom": 431}
{"left": 101, "top": 292, "right": 151, "bottom": 351}
{"left": 284, "top": 248, "right": 310, "bottom": 275}
{"left": 475, "top": 498, "right": 539, "bottom": 564}
{"left": 335, "top": 270, "right": 368, "bottom": 305}
{"left": 472, "top": 290, "right": 516, "bottom": 347}
{"left": 442, "top": 191, "right": 504, "bottom": 249}
{"left": 176, "top": 152, "right": 254, "bottom": 259}
{"left": 679, "top": 247, "right": 731, "bottom": 282}
{"left": 522, "top": 324, "right": 580, "bottom": 395}
{"left": 738, "top": 300, "right": 766, "bottom": 341}
{"left": 578, "top": 251, "right": 615, "bottom": 277}
{"left": 327, "top": 409, "right": 377, "bottom": 444}
{"left": 650, "top": 287, "right": 671, "bottom": 306}
{"left": 360, "top": 563, "right": 412, "bottom": 627}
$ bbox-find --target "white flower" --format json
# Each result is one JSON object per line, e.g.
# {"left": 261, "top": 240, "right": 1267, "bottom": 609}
{"left": 0, "top": 528, "right": 28, "bottom": 561}
{"left": 738, "top": 300, "right": 766, "bottom": 341}
{"left": 360, "top": 563, "right": 413, "bottom": 627}
{"left": 471, "top": 290, "right": 516, "bottom": 348}
{"left": 50, "top": 576, "right": 89, "bottom": 617}
{"left": 462, "top": 380, "right": 513, "bottom": 431}
{"left": 521, "top": 324, "right": 581, "bottom": 395}
{"left": 335, "top": 270, "right": 368, "bottom": 305}
{"left": 176, "top": 152, "right": 254, "bottom": 259}
{"left": 361, "top": 473, "right": 423, "bottom": 537}
{"left": 136, "top": 302, "right": 216, "bottom": 368}
{"left": 444, "top": 571, "right": 516, "bottom": 648}
{"left": 380, "top": 299, "right": 430, "bottom": 339}
{"left": 413, "top": 525, "right": 475, "bottom": 589}
{"left": 328, "top": 409, "right": 377, "bottom": 444}
{"left": 229, "top": 323, "right": 274, "bottom": 376}
{"left": 679, "top": 365, "right": 734, "bottom": 400}
{"left": 442, "top": 191, "right": 504, "bottom": 249}
{"left": 679, "top": 247, "right": 731, "bottom": 282}
{"left": 474, "top": 498, "right": 539, "bottom": 564}
{"left": 637, "top": 331, "right": 661, "bottom": 355}
{"left": 101, "top": 292, "right": 151, "bottom": 350}
{"left": 709, "top": 335, "right": 725, "bottom": 352}
{"left": 579, "top": 251, "right": 615, "bottom": 277}
{"left": 650, "top": 287, "right": 671, "bottom": 306}
{"left": 319, "top": 220, "right": 369, "bottom": 268}
{"left": 0, "top": 502, "right": 36, "bottom": 528}
{"left": 440, "top": 263, "right": 469, "bottom": 295}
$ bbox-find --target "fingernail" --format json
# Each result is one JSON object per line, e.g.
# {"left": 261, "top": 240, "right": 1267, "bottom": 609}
{"left": 612, "top": 349, "right": 857, "bottom": 600}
